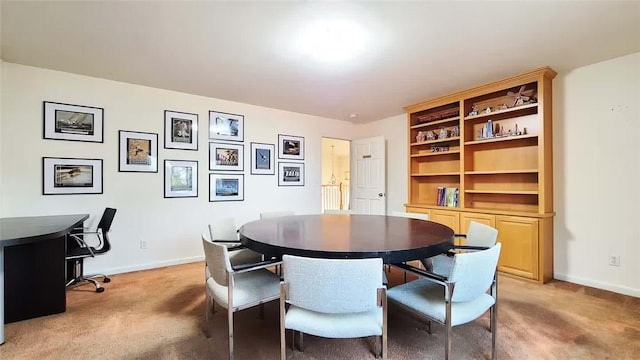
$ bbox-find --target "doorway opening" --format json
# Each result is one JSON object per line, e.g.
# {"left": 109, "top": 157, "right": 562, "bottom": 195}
{"left": 321, "top": 138, "right": 350, "bottom": 212}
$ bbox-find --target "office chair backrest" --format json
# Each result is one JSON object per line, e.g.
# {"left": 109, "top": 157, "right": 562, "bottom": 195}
{"left": 391, "top": 211, "right": 428, "bottom": 220}
{"left": 98, "top": 208, "right": 117, "bottom": 233}
{"left": 449, "top": 243, "right": 501, "bottom": 303}
{"left": 95, "top": 208, "right": 117, "bottom": 253}
{"left": 283, "top": 255, "right": 383, "bottom": 314}
{"left": 466, "top": 221, "right": 498, "bottom": 248}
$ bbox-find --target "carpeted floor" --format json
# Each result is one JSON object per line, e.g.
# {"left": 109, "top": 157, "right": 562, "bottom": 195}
{"left": 1, "top": 262, "right": 638, "bottom": 360}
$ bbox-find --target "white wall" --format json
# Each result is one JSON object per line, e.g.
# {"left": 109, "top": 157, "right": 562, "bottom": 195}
{"left": 0, "top": 62, "right": 358, "bottom": 275}
{"left": 553, "top": 52, "right": 640, "bottom": 297}
{"left": 358, "top": 53, "right": 640, "bottom": 297}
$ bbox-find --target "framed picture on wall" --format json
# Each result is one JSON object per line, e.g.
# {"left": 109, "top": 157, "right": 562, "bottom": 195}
{"left": 278, "top": 162, "right": 305, "bottom": 186}
{"left": 43, "top": 157, "right": 103, "bottom": 195}
{"left": 208, "top": 110, "right": 244, "bottom": 142}
{"left": 119, "top": 130, "right": 158, "bottom": 172}
{"left": 250, "top": 142, "right": 275, "bottom": 175}
{"left": 164, "top": 160, "right": 198, "bottom": 198}
{"left": 209, "top": 142, "right": 244, "bottom": 171}
{"left": 164, "top": 110, "right": 198, "bottom": 150}
{"left": 209, "top": 173, "right": 244, "bottom": 202}
{"left": 278, "top": 134, "right": 304, "bottom": 160}
{"left": 43, "top": 101, "right": 104, "bottom": 143}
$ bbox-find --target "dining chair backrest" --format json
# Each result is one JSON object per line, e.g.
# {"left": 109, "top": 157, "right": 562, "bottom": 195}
{"left": 283, "top": 255, "right": 383, "bottom": 314}
{"left": 391, "top": 211, "right": 428, "bottom": 221}
{"left": 449, "top": 243, "right": 501, "bottom": 303}
{"left": 466, "top": 221, "right": 498, "bottom": 248}
{"left": 260, "top": 211, "right": 294, "bottom": 219}
{"left": 209, "top": 217, "right": 238, "bottom": 241}
{"left": 202, "top": 235, "right": 233, "bottom": 287}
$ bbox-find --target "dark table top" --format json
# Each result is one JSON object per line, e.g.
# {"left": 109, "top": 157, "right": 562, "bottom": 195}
{"left": 0, "top": 214, "right": 89, "bottom": 247}
{"left": 239, "top": 214, "right": 454, "bottom": 263}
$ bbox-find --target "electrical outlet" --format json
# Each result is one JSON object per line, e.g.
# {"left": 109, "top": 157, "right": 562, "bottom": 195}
{"left": 609, "top": 255, "right": 620, "bottom": 267}
{"left": 140, "top": 240, "right": 148, "bottom": 250}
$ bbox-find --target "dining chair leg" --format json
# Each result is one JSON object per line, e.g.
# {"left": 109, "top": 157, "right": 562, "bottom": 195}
{"left": 491, "top": 303, "right": 497, "bottom": 360}
{"left": 204, "top": 294, "right": 211, "bottom": 338}
{"left": 227, "top": 307, "right": 234, "bottom": 360}
{"left": 445, "top": 288, "right": 453, "bottom": 360}
{"left": 297, "top": 331, "right": 304, "bottom": 352}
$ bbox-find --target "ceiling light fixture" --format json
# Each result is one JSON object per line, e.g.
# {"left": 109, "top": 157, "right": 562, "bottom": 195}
{"left": 297, "top": 19, "right": 366, "bottom": 63}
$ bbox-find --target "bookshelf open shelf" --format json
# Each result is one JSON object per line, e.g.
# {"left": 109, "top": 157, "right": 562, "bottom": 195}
{"left": 404, "top": 67, "right": 557, "bottom": 284}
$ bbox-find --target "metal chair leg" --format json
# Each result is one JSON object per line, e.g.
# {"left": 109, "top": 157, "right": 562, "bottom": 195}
{"left": 227, "top": 307, "right": 234, "bottom": 360}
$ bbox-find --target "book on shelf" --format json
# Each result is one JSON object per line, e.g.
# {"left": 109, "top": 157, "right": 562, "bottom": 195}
{"left": 436, "top": 186, "right": 459, "bottom": 207}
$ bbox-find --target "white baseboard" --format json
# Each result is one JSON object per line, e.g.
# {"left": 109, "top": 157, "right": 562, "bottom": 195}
{"left": 554, "top": 273, "right": 639, "bottom": 298}
{"left": 88, "top": 255, "right": 205, "bottom": 276}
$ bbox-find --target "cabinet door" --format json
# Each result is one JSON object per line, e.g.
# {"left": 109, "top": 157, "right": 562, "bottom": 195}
{"left": 459, "top": 213, "right": 495, "bottom": 245}
{"left": 495, "top": 216, "right": 539, "bottom": 280}
{"left": 430, "top": 209, "right": 460, "bottom": 233}
{"left": 404, "top": 206, "right": 431, "bottom": 219}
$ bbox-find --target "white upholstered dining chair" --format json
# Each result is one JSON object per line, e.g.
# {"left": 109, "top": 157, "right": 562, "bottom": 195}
{"left": 421, "top": 221, "right": 498, "bottom": 277}
{"left": 279, "top": 255, "right": 387, "bottom": 359}
{"left": 260, "top": 211, "right": 295, "bottom": 219}
{"left": 202, "top": 234, "right": 281, "bottom": 360}
{"left": 208, "top": 217, "right": 262, "bottom": 265}
{"left": 388, "top": 243, "right": 502, "bottom": 360}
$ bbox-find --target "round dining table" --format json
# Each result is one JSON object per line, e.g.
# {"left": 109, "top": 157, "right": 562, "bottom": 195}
{"left": 239, "top": 214, "right": 454, "bottom": 263}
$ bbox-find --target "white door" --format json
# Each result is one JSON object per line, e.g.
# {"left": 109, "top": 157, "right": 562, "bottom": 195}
{"left": 350, "top": 136, "right": 386, "bottom": 215}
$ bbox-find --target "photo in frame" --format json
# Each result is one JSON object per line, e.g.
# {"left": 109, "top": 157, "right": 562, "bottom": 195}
{"left": 119, "top": 130, "right": 158, "bottom": 172}
{"left": 43, "top": 101, "right": 104, "bottom": 142}
{"left": 209, "top": 173, "right": 244, "bottom": 202}
{"left": 278, "top": 162, "right": 305, "bottom": 186}
{"left": 164, "top": 160, "right": 198, "bottom": 198}
{"left": 278, "top": 134, "right": 304, "bottom": 160}
{"left": 209, "top": 142, "right": 244, "bottom": 171}
{"left": 209, "top": 110, "right": 244, "bottom": 142}
{"left": 250, "top": 142, "right": 275, "bottom": 175}
{"left": 43, "top": 157, "right": 103, "bottom": 195}
{"left": 165, "top": 110, "right": 198, "bottom": 150}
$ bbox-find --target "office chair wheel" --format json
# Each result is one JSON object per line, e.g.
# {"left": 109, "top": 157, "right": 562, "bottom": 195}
{"left": 96, "top": 287, "right": 105, "bottom": 293}
{"left": 104, "top": 277, "right": 111, "bottom": 283}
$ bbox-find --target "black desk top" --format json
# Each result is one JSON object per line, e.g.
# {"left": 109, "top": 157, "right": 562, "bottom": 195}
{"left": 0, "top": 214, "right": 89, "bottom": 247}
{"left": 239, "top": 214, "right": 454, "bottom": 263}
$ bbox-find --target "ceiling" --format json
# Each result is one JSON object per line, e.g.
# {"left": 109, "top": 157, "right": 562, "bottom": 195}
{"left": 2, "top": 1, "right": 639, "bottom": 124}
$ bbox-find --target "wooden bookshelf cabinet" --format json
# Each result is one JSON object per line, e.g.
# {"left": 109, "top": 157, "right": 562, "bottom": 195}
{"left": 404, "top": 67, "right": 556, "bottom": 283}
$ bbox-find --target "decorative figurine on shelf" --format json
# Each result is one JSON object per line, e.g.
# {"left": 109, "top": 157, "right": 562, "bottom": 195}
{"left": 416, "top": 131, "right": 426, "bottom": 143}
{"left": 483, "top": 107, "right": 492, "bottom": 114}
{"left": 496, "top": 103, "right": 509, "bottom": 111}
{"left": 486, "top": 120, "right": 493, "bottom": 138}
{"left": 451, "top": 125, "right": 459, "bottom": 137}
{"left": 468, "top": 105, "right": 478, "bottom": 116}
{"left": 426, "top": 130, "right": 436, "bottom": 140}
{"left": 507, "top": 85, "right": 533, "bottom": 107}
{"left": 439, "top": 127, "right": 448, "bottom": 139}
{"left": 494, "top": 123, "right": 501, "bottom": 137}
{"left": 477, "top": 128, "right": 484, "bottom": 140}
{"left": 515, "top": 124, "right": 521, "bottom": 136}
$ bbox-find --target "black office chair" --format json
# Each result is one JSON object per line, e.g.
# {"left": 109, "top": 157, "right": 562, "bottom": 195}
{"left": 66, "top": 208, "right": 116, "bottom": 293}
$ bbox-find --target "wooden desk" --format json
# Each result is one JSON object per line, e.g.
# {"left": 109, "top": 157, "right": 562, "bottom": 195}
{"left": 239, "top": 214, "right": 454, "bottom": 263}
{"left": 0, "top": 213, "right": 88, "bottom": 345}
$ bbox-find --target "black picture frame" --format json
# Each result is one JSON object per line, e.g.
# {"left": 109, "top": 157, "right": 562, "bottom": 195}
{"left": 164, "top": 160, "right": 198, "bottom": 198}
{"left": 118, "top": 130, "right": 159, "bottom": 173}
{"left": 278, "top": 134, "right": 305, "bottom": 160}
{"left": 209, "top": 173, "right": 244, "bottom": 202}
{"left": 209, "top": 142, "right": 244, "bottom": 171}
{"left": 42, "top": 157, "right": 103, "bottom": 195}
{"left": 164, "top": 110, "right": 198, "bottom": 150}
{"left": 250, "top": 142, "right": 275, "bottom": 175}
{"left": 278, "top": 162, "right": 305, "bottom": 186}
{"left": 43, "top": 101, "right": 104, "bottom": 143}
{"left": 208, "top": 110, "right": 244, "bottom": 142}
